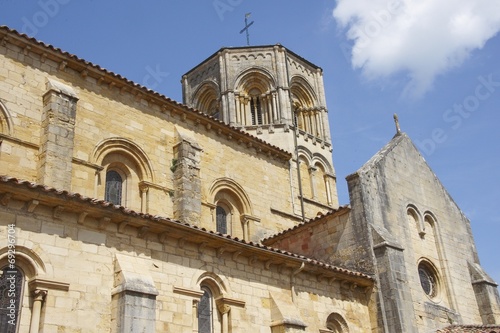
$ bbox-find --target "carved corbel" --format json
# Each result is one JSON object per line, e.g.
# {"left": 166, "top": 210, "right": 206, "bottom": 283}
{"left": 138, "top": 226, "right": 149, "bottom": 239}
{"left": 249, "top": 256, "right": 257, "bottom": 265}
{"left": 118, "top": 221, "right": 128, "bottom": 233}
{"left": 53, "top": 206, "right": 64, "bottom": 219}
{"left": 78, "top": 212, "right": 88, "bottom": 225}
{"left": 199, "top": 242, "right": 208, "bottom": 253}
{"left": 232, "top": 251, "right": 242, "bottom": 261}
{"left": 158, "top": 232, "right": 168, "bottom": 244}
{"left": 26, "top": 199, "right": 39, "bottom": 213}
{"left": 98, "top": 217, "right": 111, "bottom": 230}
{"left": 0, "top": 192, "right": 12, "bottom": 206}
{"left": 340, "top": 280, "right": 350, "bottom": 289}
{"left": 217, "top": 247, "right": 226, "bottom": 257}
{"left": 178, "top": 237, "right": 186, "bottom": 249}
{"left": 59, "top": 61, "right": 67, "bottom": 71}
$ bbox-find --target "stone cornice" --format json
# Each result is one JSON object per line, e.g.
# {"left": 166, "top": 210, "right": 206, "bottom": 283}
{"left": 0, "top": 26, "right": 292, "bottom": 162}
{"left": 0, "top": 176, "right": 373, "bottom": 289}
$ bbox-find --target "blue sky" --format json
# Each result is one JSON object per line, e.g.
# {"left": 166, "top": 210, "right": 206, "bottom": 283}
{"left": 1, "top": 1, "right": 499, "bottom": 283}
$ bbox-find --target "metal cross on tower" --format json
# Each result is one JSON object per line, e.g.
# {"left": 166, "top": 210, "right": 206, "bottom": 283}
{"left": 239, "top": 13, "right": 254, "bottom": 46}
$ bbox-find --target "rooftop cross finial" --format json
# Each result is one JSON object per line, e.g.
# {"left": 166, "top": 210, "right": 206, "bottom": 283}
{"left": 393, "top": 113, "right": 402, "bottom": 135}
{"left": 239, "top": 13, "right": 254, "bottom": 46}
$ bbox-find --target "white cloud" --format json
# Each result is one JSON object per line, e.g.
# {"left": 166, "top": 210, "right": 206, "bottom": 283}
{"left": 333, "top": 0, "right": 500, "bottom": 97}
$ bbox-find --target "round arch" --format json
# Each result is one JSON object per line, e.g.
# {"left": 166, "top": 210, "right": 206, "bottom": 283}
{"left": 297, "top": 146, "right": 313, "bottom": 167}
{"left": 208, "top": 178, "right": 253, "bottom": 215}
{"left": 192, "top": 80, "right": 221, "bottom": 118}
{"left": 312, "top": 153, "right": 335, "bottom": 175}
{"left": 326, "top": 312, "right": 349, "bottom": 333}
{"left": 91, "top": 137, "right": 155, "bottom": 182}
{"left": 0, "top": 99, "right": 14, "bottom": 136}
{"left": 423, "top": 211, "right": 438, "bottom": 228}
{"left": 195, "top": 271, "right": 229, "bottom": 299}
{"left": 0, "top": 245, "right": 47, "bottom": 279}
{"left": 233, "top": 67, "right": 277, "bottom": 93}
{"left": 290, "top": 75, "right": 318, "bottom": 108}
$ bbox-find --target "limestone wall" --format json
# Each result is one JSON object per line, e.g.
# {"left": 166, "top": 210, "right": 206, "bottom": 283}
{"left": 346, "top": 134, "right": 499, "bottom": 331}
{"left": 0, "top": 36, "right": 311, "bottom": 241}
{"left": 0, "top": 186, "right": 373, "bottom": 333}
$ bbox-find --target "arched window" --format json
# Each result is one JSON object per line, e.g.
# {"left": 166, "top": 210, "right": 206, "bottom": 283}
{"left": 0, "top": 266, "right": 24, "bottom": 333}
{"left": 198, "top": 287, "right": 213, "bottom": 333}
{"left": 105, "top": 170, "right": 123, "bottom": 205}
{"left": 216, "top": 206, "right": 228, "bottom": 234}
{"left": 250, "top": 93, "right": 262, "bottom": 125}
{"left": 326, "top": 312, "right": 349, "bottom": 333}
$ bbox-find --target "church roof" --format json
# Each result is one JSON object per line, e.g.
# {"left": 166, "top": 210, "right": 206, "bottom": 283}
{"left": 261, "top": 206, "right": 350, "bottom": 244}
{"left": 182, "top": 44, "right": 323, "bottom": 77}
{"left": 436, "top": 325, "right": 500, "bottom": 333}
{"left": 346, "top": 131, "right": 407, "bottom": 180}
{"left": 0, "top": 175, "right": 373, "bottom": 285}
{"left": 0, "top": 26, "right": 292, "bottom": 161}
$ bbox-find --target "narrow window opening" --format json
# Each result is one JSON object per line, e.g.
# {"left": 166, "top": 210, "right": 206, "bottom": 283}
{"left": 105, "top": 170, "right": 123, "bottom": 205}
{"left": 216, "top": 206, "right": 227, "bottom": 234}
{"left": 198, "top": 287, "right": 213, "bottom": 333}
{"left": 250, "top": 98, "right": 262, "bottom": 125}
{"left": 0, "top": 266, "right": 24, "bottom": 333}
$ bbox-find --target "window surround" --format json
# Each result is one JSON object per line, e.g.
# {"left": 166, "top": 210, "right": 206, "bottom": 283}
{"left": 418, "top": 259, "right": 441, "bottom": 302}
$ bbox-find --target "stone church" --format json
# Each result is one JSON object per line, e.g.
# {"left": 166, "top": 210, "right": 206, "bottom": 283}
{"left": 0, "top": 25, "right": 498, "bottom": 333}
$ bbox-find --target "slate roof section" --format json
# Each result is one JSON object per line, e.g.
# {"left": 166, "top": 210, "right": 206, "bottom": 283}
{"left": 0, "top": 175, "right": 373, "bottom": 283}
{"left": 0, "top": 26, "right": 292, "bottom": 161}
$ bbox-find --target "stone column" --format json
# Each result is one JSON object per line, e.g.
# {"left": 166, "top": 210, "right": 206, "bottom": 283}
{"left": 38, "top": 79, "right": 78, "bottom": 190}
{"left": 139, "top": 183, "right": 149, "bottom": 214}
{"left": 324, "top": 174, "right": 332, "bottom": 206}
{"left": 29, "top": 289, "right": 47, "bottom": 333}
{"left": 308, "top": 166, "right": 317, "bottom": 200}
{"left": 226, "top": 90, "right": 236, "bottom": 126}
{"left": 216, "top": 301, "right": 231, "bottom": 333}
{"left": 272, "top": 92, "right": 279, "bottom": 122}
{"left": 192, "top": 300, "right": 200, "bottom": 333}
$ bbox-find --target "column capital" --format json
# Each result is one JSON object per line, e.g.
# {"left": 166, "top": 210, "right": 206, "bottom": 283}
{"left": 32, "top": 288, "right": 48, "bottom": 302}
{"left": 216, "top": 301, "right": 231, "bottom": 315}
{"left": 308, "top": 165, "right": 318, "bottom": 173}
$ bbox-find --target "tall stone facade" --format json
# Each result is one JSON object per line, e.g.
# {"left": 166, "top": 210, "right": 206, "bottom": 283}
{"left": 0, "top": 26, "right": 498, "bottom": 333}
{"left": 264, "top": 132, "right": 500, "bottom": 332}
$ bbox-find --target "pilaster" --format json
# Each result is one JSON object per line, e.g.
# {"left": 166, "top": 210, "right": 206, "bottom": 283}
{"left": 37, "top": 79, "right": 78, "bottom": 190}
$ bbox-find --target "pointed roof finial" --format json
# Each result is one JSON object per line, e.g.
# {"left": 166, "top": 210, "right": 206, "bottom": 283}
{"left": 393, "top": 113, "right": 401, "bottom": 135}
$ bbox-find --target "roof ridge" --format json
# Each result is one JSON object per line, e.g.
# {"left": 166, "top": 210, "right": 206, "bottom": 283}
{"left": 0, "top": 26, "right": 291, "bottom": 160}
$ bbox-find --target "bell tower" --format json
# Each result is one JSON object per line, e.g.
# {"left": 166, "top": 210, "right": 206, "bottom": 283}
{"left": 182, "top": 44, "right": 339, "bottom": 211}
